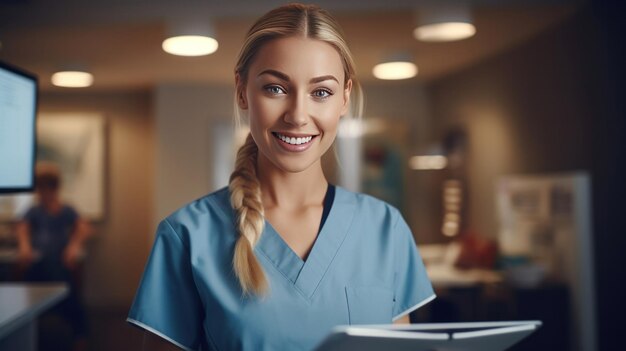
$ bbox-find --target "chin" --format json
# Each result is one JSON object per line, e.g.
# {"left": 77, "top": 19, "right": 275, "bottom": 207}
{"left": 274, "top": 159, "right": 317, "bottom": 173}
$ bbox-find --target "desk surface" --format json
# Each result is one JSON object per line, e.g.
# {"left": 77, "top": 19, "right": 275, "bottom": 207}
{"left": 0, "top": 283, "right": 68, "bottom": 340}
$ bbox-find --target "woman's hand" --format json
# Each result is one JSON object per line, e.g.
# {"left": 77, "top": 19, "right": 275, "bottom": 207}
{"left": 15, "top": 221, "right": 34, "bottom": 270}
{"left": 63, "top": 242, "right": 83, "bottom": 270}
{"left": 63, "top": 217, "right": 93, "bottom": 270}
{"left": 393, "top": 314, "right": 410, "bottom": 324}
{"left": 17, "top": 245, "right": 35, "bottom": 270}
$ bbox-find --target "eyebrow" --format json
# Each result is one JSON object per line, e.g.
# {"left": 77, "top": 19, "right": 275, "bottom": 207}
{"left": 257, "top": 69, "right": 339, "bottom": 84}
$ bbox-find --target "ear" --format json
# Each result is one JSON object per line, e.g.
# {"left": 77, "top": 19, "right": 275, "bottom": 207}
{"left": 235, "top": 73, "right": 248, "bottom": 110}
{"left": 340, "top": 79, "right": 353, "bottom": 117}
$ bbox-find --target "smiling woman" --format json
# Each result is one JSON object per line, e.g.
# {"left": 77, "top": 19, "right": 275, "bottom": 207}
{"left": 127, "top": 3, "right": 434, "bottom": 351}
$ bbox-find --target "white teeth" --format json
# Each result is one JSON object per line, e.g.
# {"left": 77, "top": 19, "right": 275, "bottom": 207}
{"left": 275, "top": 133, "right": 313, "bottom": 145}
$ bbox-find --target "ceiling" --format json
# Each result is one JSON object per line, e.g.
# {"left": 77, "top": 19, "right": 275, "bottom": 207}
{"left": 0, "top": 0, "right": 581, "bottom": 91}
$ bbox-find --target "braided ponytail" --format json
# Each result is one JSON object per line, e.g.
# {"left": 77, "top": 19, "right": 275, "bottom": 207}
{"left": 229, "top": 133, "right": 268, "bottom": 296}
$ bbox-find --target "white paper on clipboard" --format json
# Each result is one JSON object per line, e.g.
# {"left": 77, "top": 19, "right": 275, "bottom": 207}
{"left": 313, "top": 320, "right": 542, "bottom": 351}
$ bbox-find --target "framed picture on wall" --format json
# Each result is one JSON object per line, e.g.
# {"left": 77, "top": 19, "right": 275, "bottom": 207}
{"left": 0, "top": 113, "right": 106, "bottom": 221}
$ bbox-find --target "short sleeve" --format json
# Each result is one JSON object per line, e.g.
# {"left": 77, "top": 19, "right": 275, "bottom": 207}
{"left": 127, "top": 219, "right": 204, "bottom": 351}
{"left": 63, "top": 206, "right": 79, "bottom": 225}
{"left": 392, "top": 212, "right": 436, "bottom": 321}
{"left": 67, "top": 206, "right": 78, "bottom": 219}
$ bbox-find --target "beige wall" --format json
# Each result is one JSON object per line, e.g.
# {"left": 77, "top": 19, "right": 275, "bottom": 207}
{"left": 154, "top": 84, "right": 234, "bottom": 224}
{"left": 39, "top": 90, "right": 154, "bottom": 308}
{"left": 427, "top": 9, "right": 596, "bottom": 240}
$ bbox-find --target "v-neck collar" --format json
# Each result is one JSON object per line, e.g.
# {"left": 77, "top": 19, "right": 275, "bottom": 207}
{"left": 255, "top": 186, "right": 355, "bottom": 300}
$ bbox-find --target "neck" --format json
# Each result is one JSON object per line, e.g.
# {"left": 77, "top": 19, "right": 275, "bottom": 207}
{"left": 41, "top": 199, "right": 62, "bottom": 213}
{"left": 257, "top": 153, "right": 328, "bottom": 211}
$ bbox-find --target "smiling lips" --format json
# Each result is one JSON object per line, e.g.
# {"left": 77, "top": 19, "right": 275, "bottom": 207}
{"left": 272, "top": 131, "right": 318, "bottom": 152}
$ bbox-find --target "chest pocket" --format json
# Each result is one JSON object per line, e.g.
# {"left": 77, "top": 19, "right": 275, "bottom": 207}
{"left": 345, "top": 286, "right": 394, "bottom": 325}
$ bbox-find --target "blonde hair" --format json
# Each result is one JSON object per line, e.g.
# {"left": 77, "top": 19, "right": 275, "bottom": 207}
{"left": 229, "top": 3, "right": 364, "bottom": 296}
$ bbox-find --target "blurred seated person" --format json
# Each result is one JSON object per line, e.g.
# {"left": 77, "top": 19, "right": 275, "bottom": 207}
{"left": 15, "top": 162, "right": 93, "bottom": 351}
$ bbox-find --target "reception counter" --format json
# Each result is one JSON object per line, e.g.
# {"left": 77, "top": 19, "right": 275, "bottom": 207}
{"left": 0, "top": 283, "right": 68, "bottom": 351}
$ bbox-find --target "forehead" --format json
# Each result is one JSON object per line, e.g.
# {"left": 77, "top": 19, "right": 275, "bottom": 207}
{"left": 248, "top": 36, "right": 345, "bottom": 83}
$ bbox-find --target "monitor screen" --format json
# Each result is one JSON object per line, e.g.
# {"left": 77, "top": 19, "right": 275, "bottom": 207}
{"left": 0, "top": 60, "right": 38, "bottom": 193}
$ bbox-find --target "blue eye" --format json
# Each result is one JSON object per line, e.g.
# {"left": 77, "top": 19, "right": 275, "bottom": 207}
{"left": 265, "top": 85, "right": 286, "bottom": 95}
{"left": 313, "top": 89, "right": 332, "bottom": 99}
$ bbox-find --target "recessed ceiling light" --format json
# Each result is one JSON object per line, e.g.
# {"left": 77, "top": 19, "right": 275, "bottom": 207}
{"left": 163, "top": 18, "right": 219, "bottom": 57}
{"left": 162, "top": 35, "right": 219, "bottom": 56}
{"left": 51, "top": 71, "right": 93, "bottom": 88}
{"left": 414, "top": 22, "right": 476, "bottom": 42}
{"left": 415, "top": 3, "right": 476, "bottom": 42}
{"left": 373, "top": 61, "right": 418, "bottom": 80}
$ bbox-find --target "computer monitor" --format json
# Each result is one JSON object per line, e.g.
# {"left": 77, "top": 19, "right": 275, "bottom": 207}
{"left": 0, "top": 60, "right": 38, "bottom": 194}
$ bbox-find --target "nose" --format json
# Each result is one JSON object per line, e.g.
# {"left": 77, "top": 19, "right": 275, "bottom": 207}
{"left": 283, "top": 92, "right": 309, "bottom": 127}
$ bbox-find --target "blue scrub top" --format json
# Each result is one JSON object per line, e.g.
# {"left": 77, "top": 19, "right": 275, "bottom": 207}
{"left": 127, "top": 185, "right": 435, "bottom": 351}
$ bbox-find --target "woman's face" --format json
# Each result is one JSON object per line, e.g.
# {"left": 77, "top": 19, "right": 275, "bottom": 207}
{"left": 237, "top": 36, "right": 352, "bottom": 174}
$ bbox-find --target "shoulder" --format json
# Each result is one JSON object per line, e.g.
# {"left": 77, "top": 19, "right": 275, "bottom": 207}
{"left": 23, "top": 205, "right": 45, "bottom": 222}
{"left": 335, "top": 187, "right": 414, "bottom": 266}
{"left": 61, "top": 205, "right": 79, "bottom": 218}
{"left": 335, "top": 185, "right": 402, "bottom": 227}
{"left": 166, "top": 186, "right": 232, "bottom": 221}
{"left": 23, "top": 205, "right": 40, "bottom": 219}
{"left": 160, "top": 186, "right": 234, "bottom": 242}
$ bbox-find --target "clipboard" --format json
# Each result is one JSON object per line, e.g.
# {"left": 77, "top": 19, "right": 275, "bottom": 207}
{"left": 313, "top": 320, "right": 542, "bottom": 351}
